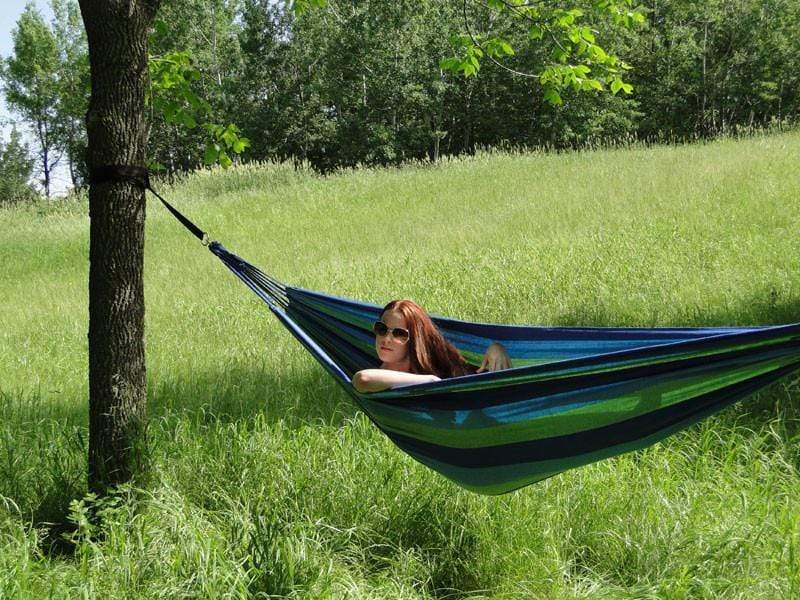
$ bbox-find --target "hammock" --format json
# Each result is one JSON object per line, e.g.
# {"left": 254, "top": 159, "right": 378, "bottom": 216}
{"left": 121, "top": 170, "right": 799, "bottom": 496}
{"left": 207, "top": 240, "right": 800, "bottom": 494}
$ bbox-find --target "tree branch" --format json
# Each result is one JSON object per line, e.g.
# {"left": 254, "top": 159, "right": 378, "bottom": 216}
{"left": 462, "top": 0, "right": 540, "bottom": 79}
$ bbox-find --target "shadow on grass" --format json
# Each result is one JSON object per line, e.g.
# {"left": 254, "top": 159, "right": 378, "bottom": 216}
{"left": 147, "top": 364, "right": 360, "bottom": 429}
{"left": 547, "top": 283, "right": 800, "bottom": 329}
{"left": 716, "top": 380, "right": 800, "bottom": 461}
{"left": 0, "top": 366, "right": 360, "bottom": 560}
{"left": 0, "top": 412, "right": 86, "bottom": 557}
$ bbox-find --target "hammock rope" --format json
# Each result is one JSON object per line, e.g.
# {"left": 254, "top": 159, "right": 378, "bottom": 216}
{"left": 89, "top": 166, "right": 800, "bottom": 495}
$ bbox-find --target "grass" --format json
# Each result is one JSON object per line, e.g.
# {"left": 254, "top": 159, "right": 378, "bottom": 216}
{"left": 1, "top": 129, "right": 800, "bottom": 597}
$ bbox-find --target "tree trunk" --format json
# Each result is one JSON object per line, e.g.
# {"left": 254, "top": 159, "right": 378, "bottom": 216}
{"left": 78, "top": 0, "right": 160, "bottom": 496}
{"left": 38, "top": 121, "right": 51, "bottom": 199}
{"left": 701, "top": 20, "right": 707, "bottom": 135}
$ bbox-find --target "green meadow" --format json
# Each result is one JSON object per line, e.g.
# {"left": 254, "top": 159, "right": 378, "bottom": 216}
{"left": 2, "top": 130, "right": 800, "bottom": 598}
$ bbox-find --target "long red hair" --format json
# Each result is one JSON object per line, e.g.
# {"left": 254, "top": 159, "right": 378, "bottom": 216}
{"left": 381, "top": 299, "right": 477, "bottom": 379}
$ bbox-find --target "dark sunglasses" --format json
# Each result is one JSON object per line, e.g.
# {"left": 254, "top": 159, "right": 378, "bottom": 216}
{"left": 372, "top": 320, "right": 410, "bottom": 344}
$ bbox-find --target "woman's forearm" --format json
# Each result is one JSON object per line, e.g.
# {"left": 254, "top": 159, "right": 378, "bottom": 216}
{"left": 352, "top": 369, "right": 439, "bottom": 392}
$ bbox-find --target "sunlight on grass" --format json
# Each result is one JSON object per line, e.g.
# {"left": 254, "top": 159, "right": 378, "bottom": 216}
{"left": 1, "top": 130, "right": 799, "bottom": 597}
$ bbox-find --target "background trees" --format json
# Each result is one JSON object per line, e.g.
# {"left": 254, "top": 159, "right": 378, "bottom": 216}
{"left": 51, "top": 0, "right": 90, "bottom": 189}
{"left": 3, "top": 0, "right": 799, "bottom": 191}
{"left": 1, "top": 3, "right": 63, "bottom": 199}
{"left": 627, "top": 0, "right": 800, "bottom": 139}
{"left": 225, "top": 0, "right": 800, "bottom": 170}
{"left": 0, "top": 127, "right": 38, "bottom": 204}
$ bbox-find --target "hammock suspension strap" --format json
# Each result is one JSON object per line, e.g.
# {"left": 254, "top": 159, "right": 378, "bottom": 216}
{"left": 89, "top": 164, "right": 211, "bottom": 246}
{"left": 88, "top": 164, "right": 289, "bottom": 309}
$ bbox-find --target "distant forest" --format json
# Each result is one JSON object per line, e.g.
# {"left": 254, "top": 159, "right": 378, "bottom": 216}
{"left": 2, "top": 0, "right": 799, "bottom": 197}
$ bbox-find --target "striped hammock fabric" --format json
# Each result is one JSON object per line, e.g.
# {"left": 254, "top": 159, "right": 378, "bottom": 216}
{"left": 208, "top": 241, "right": 800, "bottom": 495}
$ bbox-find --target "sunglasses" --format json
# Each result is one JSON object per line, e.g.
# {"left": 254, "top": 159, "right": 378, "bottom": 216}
{"left": 372, "top": 320, "right": 410, "bottom": 344}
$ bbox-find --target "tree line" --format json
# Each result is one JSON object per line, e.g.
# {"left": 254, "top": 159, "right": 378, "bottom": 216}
{"left": 2, "top": 0, "right": 799, "bottom": 201}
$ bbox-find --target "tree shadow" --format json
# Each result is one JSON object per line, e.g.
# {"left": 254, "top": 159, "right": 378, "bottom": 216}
{"left": 0, "top": 413, "right": 86, "bottom": 557}
{"left": 546, "top": 283, "right": 800, "bottom": 329}
{"left": 146, "top": 363, "right": 360, "bottom": 429}
{"left": 0, "top": 365, "right": 361, "bottom": 560}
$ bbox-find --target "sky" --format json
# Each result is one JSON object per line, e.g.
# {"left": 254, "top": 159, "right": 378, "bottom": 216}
{"left": 1, "top": 0, "right": 71, "bottom": 196}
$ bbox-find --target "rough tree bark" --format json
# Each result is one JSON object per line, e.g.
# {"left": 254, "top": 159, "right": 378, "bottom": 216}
{"left": 78, "top": 0, "right": 161, "bottom": 495}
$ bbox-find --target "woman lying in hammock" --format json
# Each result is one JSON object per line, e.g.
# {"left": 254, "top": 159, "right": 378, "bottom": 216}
{"left": 352, "top": 299, "right": 512, "bottom": 392}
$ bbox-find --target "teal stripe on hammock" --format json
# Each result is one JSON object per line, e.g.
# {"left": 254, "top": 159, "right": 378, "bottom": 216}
{"left": 388, "top": 363, "right": 799, "bottom": 494}
{"left": 286, "top": 289, "right": 490, "bottom": 364}
{"left": 357, "top": 350, "right": 800, "bottom": 449}
{"left": 363, "top": 333, "right": 799, "bottom": 402}
{"left": 287, "top": 302, "right": 375, "bottom": 357}
{"left": 286, "top": 287, "right": 697, "bottom": 363}
{"left": 285, "top": 286, "right": 800, "bottom": 402}
{"left": 385, "top": 360, "right": 800, "bottom": 478}
{"left": 365, "top": 344, "right": 798, "bottom": 427}
{"left": 282, "top": 284, "right": 800, "bottom": 406}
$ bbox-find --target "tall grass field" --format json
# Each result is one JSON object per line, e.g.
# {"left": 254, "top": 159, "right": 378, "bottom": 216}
{"left": 2, "top": 130, "right": 800, "bottom": 598}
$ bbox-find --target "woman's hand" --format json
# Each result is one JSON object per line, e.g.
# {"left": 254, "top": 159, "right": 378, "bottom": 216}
{"left": 477, "top": 342, "right": 512, "bottom": 373}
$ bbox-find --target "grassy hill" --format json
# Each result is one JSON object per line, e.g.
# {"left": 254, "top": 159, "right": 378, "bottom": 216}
{"left": 1, "top": 130, "right": 799, "bottom": 597}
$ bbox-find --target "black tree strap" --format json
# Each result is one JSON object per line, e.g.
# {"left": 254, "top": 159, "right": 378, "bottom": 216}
{"left": 89, "top": 164, "right": 211, "bottom": 245}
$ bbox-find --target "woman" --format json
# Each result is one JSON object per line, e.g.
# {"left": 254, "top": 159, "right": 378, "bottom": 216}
{"left": 351, "top": 299, "right": 512, "bottom": 393}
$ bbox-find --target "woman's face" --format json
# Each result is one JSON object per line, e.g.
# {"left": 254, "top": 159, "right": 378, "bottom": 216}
{"left": 375, "top": 309, "right": 411, "bottom": 364}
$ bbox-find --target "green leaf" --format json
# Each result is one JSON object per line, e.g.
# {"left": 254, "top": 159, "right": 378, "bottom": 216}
{"left": 574, "top": 64, "right": 591, "bottom": 77}
{"left": 543, "top": 87, "right": 562, "bottom": 105}
{"left": 232, "top": 138, "right": 250, "bottom": 154}
{"left": 153, "top": 20, "right": 168, "bottom": 37}
{"left": 585, "top": 78, "right": 603, "bottom": 91}
{"left": 204, "top": 123, "right": 224, "bottom": 137}
{"left": 163, "top": 101, "right": 179, "bottom": 123}
{"left": 180, "top": 111, "right": 197, "bottom": 129}
{"left": 568, "top": 28, "right": 581, "bottom": 44}
{"left": 439, "top": 57, "right": 460, "bottom": 71}
{"left": 558, "top": 15, "right": 573, "bottom": 27}
{"left": 589, "top": 45, "right": 607, "bottom": 61}
{"left": 203, "top": 143, "right": 219, "bottom": 165}
{"left": 291, "top": 0, "right": 327, "bottom": 16}
{"left": 528, "top": 25, "right": 544, "bottom": 40}
{"left": 221, "top": 128, "right": 238, "bottom": 148}
{"left": 552, "top": 48, "right": 568, "bottom": 63}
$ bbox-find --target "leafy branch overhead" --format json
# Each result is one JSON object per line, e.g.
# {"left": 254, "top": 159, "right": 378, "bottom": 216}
{"left": 440, "top": 0, "right": 645, "bottom": 105}
{"left": 289, "top": 0, "right": 328, "bottom": 15}
{"left": 147, "top": 23, "right": 250, "bottom": 171}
